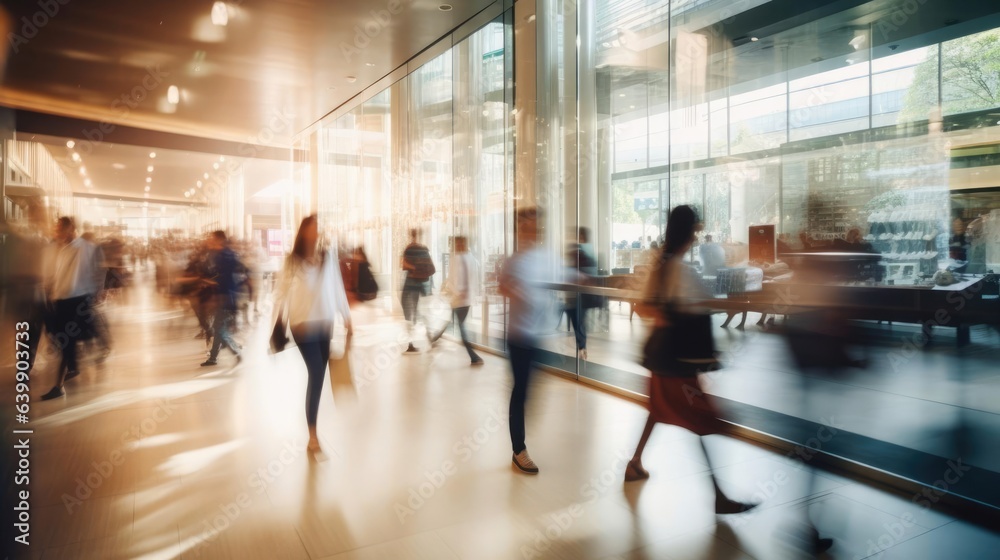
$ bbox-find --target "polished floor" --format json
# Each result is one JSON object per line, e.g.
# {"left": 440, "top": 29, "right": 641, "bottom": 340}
{"left": 16, "top": 273, "right": 1000, "bottom": 559}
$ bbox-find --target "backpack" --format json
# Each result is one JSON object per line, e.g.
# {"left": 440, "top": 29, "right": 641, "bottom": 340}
{"left": 406, "top": 245, "right": 436, "bottom": 280}
{"left": 356, "top": 262, "right": 378, "bottom": 301}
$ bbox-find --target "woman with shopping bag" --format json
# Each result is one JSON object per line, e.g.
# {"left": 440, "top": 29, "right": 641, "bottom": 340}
{"left": 271, "top": 215, "right": 352, "bottom": 452}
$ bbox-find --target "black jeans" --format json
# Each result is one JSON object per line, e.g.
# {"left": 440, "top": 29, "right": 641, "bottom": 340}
{"left": 508, "top": 340, "right": 536, "bottom": 454}
{"left": 565, "top": 303, "right": 586, "bottom": 351}
{"left": 49, "top": 295, "right": 90, "bottom": 384}
{"left": 453, "top": 306, "right": 481, "bottom": 362}
{"left": 293, "top": 328, "right": 331, "bottom": 426}
{"left": 208, "top": 295, "right": 240, "bottom": 360}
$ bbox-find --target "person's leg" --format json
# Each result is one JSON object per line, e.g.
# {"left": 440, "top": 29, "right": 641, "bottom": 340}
{"left": 508, "top": 341, "right": 534, "bottom": 454}
{"left": 205, "top": 300, "right": 239, "bottom": 363}
{"left": 294, "top": 331, "right": 328, "bottom": 450}
{"left": 626, "top": 416, "right": 655, "bottom": 481}
{"left": 401, "top": 288, "right": 419, "bottom": 351}
{"left": 699, "top": 437, "right": 757, "bottom": 514}
{"left": 455, "top": 306, "right": 480, "bottom": 362}
{"left": 566, "top": 306, "right": 584, "bottom": 351}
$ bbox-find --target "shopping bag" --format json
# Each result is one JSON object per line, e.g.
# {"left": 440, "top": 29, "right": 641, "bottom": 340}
{"left": 329, "top": 331, "right": 357, "bottom": 404}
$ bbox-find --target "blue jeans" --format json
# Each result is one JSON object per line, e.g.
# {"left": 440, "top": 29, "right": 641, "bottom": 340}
{"left": 293, "top": 327, "right": 331, "bottom": 426}
{"left": 208, "top": 296, "right": 240, "bottom": 360}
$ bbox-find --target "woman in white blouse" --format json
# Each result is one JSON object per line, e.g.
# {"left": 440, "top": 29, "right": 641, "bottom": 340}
{"left": 273, "top": 215, "right": 352, "bottom": 451}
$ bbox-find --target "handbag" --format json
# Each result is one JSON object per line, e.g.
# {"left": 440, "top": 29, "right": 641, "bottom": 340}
{"left": 641, "top": 307, "right": 719, "bottom": 375}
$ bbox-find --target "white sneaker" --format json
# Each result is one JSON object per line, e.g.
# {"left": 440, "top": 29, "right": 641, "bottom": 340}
{"left": 512, "top": 450, "right": 539, "bottom": 474}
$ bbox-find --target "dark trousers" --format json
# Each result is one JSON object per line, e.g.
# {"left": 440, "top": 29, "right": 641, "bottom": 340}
{"left": 453, "top": 306, "right": 481, "bottom": 361}
{"left": 293, "top": 328, "right": 331, "bottom": 426}
{"left": 208, "top": 295, "right": 239, "bottom": 359}
{"left": 50, "top": 295, "right": 90, "bottom": 384}
{"left": 401, "top": 287, "right": 422, "bottom": 324}
{"left": 508, "top": 340, "right": 536, "bottom": 454}
{"left": 565, "top": 303, "right": 587, "bottom": 351}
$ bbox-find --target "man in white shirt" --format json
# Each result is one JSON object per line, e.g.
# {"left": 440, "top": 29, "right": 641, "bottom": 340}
{"left": 41, "top": 217, "right": 105, "bottom": 400}
{"left": 430, "top": 236, "right": 482, "bottom": 365}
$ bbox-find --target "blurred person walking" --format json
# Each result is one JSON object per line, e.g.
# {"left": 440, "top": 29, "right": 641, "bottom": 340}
{"left": 499, "top": 208, "right": 555, "bottom": 474}
{"left": 430, "top": 236, "right": 483, "bottom": 365}
{"left": 41, "top": 217, "right": 106, "bottom": 400}
{"left": 564, "top": 227, "right": 599, "bottom": 361}
{"left": 400, "top": 228, "right": 436, "bottom": 353}
{"left": 624, "top": 205, "right": 756, "bottom": 516}
{"left": 201, "top": 231, "right": 244, "bottom": 367}
{"left": 272, "top": 215, "right": 352, "bottom": 451}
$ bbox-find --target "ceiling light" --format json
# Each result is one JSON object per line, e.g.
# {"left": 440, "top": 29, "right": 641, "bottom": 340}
{"left": 66, "top": 140, "right": 75, "bottom": 149}
{"left": 79, "top": 167, "right": 87, "bottom": 175}
{"left": 144, "top": 186, "right": 151, "bottom": 192}
{"left": 219, "top": 156, "right": 225, "bottom": 162}
{"left": 211, "top": 2, "right": 229, "bottom": 26}
{"left": 146, "top": 177, "right": 152, "bottom": 183}
{"left": 83, "top": 178, "right": 92, "bottom": 187}
{"left": 167, "top": 85, "right": 180, "bottom": 104}
{"left": 439, "top": 4, "right": 453, "bottom": 11}
{"left": 112, "top": 163, "right": 125, "bottom": 170}
{"left": 197, "top": 180, "right": 203, "bottom": 187}
{"left": 184, "top": 192, "right": 191, "bottom": 198}
{"left": 365, "top": 62, "right": 375, "bottom": 67}
{"left": 147, "top": 165, "right": 154, "bottom": 172}
{"left": 203, "top": 172, "right": 209, "bottom": 179}
{"left": 849, "top": 35, "right": 866, "bottom": 50}
{"left": 149, "top": 152, "right": 156, "bottom": 158}
{"left": 213, "top": 163, "right": 219, "bottom": 169}
{"left": 619, "top": 93, "right": 626, "bottom": 97}
{"left": 749, "top": 36, "right": 759, "bottom": 42}
{"left": 345, "top": 76, "right": 357, "bottom": 83}
{"left": 71, "top": 152, "right": 81, "bottom": 162}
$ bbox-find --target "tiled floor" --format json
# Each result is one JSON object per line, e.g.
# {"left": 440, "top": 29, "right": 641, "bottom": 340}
{"left": 14, "top": 273, "right": 1000, "bottom": 559}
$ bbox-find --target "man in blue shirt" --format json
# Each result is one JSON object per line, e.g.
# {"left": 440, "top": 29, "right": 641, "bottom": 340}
{"left": 202, "top": 231, "right": 243, "bottom": 366}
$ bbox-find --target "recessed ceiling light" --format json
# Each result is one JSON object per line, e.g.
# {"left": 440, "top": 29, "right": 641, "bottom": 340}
{"left": 345, "top": 76, "right": 357, "bottom": 83}
{"left": 439, "top": 4, "right": 453, "bottom": 11}
{"left": 211, "top": 1, "right": 228, "bottom": 26}
{"left": 213, "top": 163, "right": 219, "bottom": 169}
{"left": 83, "top": 178, "right": 92, "bottom": 187}
{"left": 184, "top": 192, "right": 191, "bottom": 198}
{"left": 197, "top": 180, "right": 203, "bottom": 187}
{"left": 365, "top": 62, "right": 375, "bottom": 67}
{"left": 71, "top": 152, "right": 81, "bottom": 162}
{"left": 749, "top": 36, "right": 759, "bottom": 42}
{"left": 219, "top": 156, "right": 225, "bottom": 162}
{"left": 203, "top": 172, "right": 209, "bottom": 179}
{"left": 149, "top": 152, "right": 156, "bottom": 158}
{"left": 79, "top": 167, "right": 87, "bottom": 175}
{"left": 147, "top": 165, "right": 154, "bottom": 172}
{"left": 167, "top": 85, "right": 180, "bottom": 104}
{"left": 66, "top": 140, "right": 75, "bottom": 149}
{"left": 146, "top": 177, "right": 152, "bottom": 183}
{"left": 144, "top": 186, "right": 151, "bottom": 192}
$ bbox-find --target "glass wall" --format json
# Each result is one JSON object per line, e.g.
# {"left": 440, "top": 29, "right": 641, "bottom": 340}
{"left": 299, "top": 0, "right": 1000, "bottom": 502}
{"left": 313, "top": 14, "right": 514, "bottom": 351}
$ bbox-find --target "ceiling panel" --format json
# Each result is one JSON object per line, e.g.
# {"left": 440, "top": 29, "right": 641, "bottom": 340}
{"left": 0, "top": 0, "right": 495, "bottom": 145}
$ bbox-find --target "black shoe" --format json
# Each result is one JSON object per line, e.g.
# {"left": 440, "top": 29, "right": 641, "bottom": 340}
{"left": 65, "top": 370, "right": 81, "bottom": 380}
{"left": 471, "top": 358, "right": 485, "bottom": 366}
{"left": 41, "top": 386, "right": 65, "bottom": 400}
{"left": 404, "top": 344, "right": 419, "bottom": 354}
{"left": 200, "top": 359, "right": 218, "bottom": 367}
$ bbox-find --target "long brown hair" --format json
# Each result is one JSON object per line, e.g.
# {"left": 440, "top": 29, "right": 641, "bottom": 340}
{"left": 291, "top": 215, "right": 318, "bottom": 261}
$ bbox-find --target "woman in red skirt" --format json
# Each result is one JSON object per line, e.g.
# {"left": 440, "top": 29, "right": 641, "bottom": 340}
{"left": 624, "top": 205, "right": 755, "bottom": 516}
